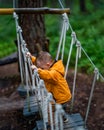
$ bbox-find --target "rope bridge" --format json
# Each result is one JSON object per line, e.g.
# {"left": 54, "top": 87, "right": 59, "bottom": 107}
{"left": 1, "top": 0, "right": 104, "bottom": 130}
{"left": 13, "top": 7, "right": 104, "bottom": 129}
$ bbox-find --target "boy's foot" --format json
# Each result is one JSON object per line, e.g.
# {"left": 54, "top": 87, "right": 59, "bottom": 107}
{"left": 63, "top": 117, "right": 68, "bottom": 123}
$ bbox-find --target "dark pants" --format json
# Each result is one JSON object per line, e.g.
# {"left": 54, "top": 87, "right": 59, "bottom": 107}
{"left": 62, "top": 101, "right": 70, "bottom": 113}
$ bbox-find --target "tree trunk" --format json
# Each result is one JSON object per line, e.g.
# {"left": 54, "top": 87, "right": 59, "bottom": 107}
{"left": 79, "top": 0, "right": 87, "bottom": 12}
{"left": 18, "top": 0, "right": 49, "bottom": 55}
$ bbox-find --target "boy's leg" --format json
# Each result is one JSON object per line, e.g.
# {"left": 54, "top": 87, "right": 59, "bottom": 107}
{"left": 62, "top": 101, "right": 70, "bottom": 123}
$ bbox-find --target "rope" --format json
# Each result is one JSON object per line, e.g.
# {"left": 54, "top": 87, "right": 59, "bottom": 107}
{"left": 70, "top": 40, "right": 81, "bottom": 112}
{"left": 85, "top": 68, "right": 99, "bottom": 125}
{"left": 55, "top": 19, "right": 65, "bottom": 61}
{"left": 13, "top": 0, "right": 15, "bottom": 8}
{"left": 61, "top": 22, "right": 66, "bottom": 61}
{"left": 61, "top": 13, "right": 69, "bottom": 61}
{"left": 56, "top": 13, "right": 69, "bottom": 61}
{"left": 13, "top": 13, "right": 24, "bottom": 85}
{"left": 58, "top": 0, "right": 73, "bottom": 32}
{"left": 58, "top": 0, "right": 64, "bottom": 9}
{"left": 64, "top": 31, "right": 76, "bottom": 78}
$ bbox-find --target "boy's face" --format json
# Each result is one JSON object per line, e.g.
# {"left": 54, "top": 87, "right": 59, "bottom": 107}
{"left": 36, "top": 60, "right": 50, "bottom": 70}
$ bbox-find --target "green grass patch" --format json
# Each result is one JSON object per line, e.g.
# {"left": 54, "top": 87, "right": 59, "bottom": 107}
{"left": 0, "top": 15, "right": 17, "bottom": 58}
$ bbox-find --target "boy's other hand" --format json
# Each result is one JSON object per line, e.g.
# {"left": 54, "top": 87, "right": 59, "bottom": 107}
{"left": 26, "top": 52, "right": 32, "bottom": 58}
{"left": 31, "top": 65, "right": 37, "bottom": 70}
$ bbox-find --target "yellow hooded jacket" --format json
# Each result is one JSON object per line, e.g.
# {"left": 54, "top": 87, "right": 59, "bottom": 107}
{"left": 31, "top": 56, "right": 71, "bottom": 104}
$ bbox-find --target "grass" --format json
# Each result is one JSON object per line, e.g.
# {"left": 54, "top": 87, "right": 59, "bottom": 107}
{"left": 0, "top": 15, "right": 17, "bottom": 58}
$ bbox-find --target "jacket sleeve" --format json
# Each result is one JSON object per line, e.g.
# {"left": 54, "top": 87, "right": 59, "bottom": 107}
{"left": 38, "top": 68, "right": 59, "bottom": 82}
{"left": 31, "top": 56, "right": 36, "bottom": 64}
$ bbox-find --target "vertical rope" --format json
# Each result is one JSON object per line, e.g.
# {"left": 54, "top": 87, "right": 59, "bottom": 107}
{"left": 56, "top": 21, "right": 65, "bottom": 61}
{"left": 61, "top": 22, "right": 66, "bottom": 61}
{"left": 85, "top": 68, "right": 99, "bottom": 125}
{"left": 64, "top": 32, "right": 76, "bottom": 78}
{"left": 13, "top": 0, "right": 15, "bottom": 8}
{"left": 56, "top": 13, "right": 69, "bottom": 61}
{"left": 70, "top": 40, "right": 81, "bottom": 112}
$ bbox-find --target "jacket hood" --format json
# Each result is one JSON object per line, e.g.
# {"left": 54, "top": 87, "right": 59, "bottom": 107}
{"left": 50, "top": 60, "right": 65, "bottom": 76}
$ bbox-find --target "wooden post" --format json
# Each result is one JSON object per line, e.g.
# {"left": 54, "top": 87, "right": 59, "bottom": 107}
{"left": 0, "top": 7, "right": 70, "bottom": 15}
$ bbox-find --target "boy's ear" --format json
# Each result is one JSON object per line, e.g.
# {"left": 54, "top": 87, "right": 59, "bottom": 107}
{"left": 46, "top": 62, "right": 50, "bottom": 66}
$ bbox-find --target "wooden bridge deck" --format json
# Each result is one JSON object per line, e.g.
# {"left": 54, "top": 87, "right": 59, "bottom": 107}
{"left": 22, "top": 95, "right": 88, "bottom": 130}
{"left": 34, "top": 113, "right": 88, "bottom": 130}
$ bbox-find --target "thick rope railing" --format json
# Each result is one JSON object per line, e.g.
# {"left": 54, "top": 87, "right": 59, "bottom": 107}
{"left": 13, "top": 12, "right": 24, "bottom": 85}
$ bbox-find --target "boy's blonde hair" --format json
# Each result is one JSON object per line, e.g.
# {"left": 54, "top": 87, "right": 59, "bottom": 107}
{"left": 36, "top": 51, "right": 53, "bottom": 64}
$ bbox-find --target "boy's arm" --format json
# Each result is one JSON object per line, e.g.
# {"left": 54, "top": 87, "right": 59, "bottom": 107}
{"left": 38, "top": 69, "right": 58, "bottom": 81}
{"left": 31, "top": 56, "right": 36, "bottom": 64}
{"left": 26, "top": 52, "right": 36, "bottom": 64}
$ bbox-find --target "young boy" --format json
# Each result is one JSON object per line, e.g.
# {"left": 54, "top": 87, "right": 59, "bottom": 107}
{"left": 28, "top": 51, "right": 71, "bottom": 122}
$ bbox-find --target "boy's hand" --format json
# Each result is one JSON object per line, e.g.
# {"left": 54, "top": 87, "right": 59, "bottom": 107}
{"left": 26, "top": 52, "right": 32, "bottom": 58}
{"left": 31, "top": 65, "right": 37, "bottom": 70}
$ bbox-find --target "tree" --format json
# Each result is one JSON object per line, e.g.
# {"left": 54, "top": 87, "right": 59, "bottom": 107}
{"left": 18, "top": 0, "right": 49, "bottom": 55}
{"left": 79, "top": 0, "right": 87, "bottom": 12}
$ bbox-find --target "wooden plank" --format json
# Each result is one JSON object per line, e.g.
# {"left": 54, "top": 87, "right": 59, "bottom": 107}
{"left": 23, "top": 105, "right": 39, "bottom": 116}
{"left": 23, "top": 95, "right": 39, "bottom": 117}
{"left": 36, "top": 120, "right": 44, "bottom": 130}
{"left": 64, "top": 126, "right": 88, "bottom": 130}
{"left": 17, "top": 85, "right": 36, "bottom": 97}
{"left": 63, "top": 113, "right": 88, "bottom": 130}
{"left": 0, "top": 7, "right": 70, "bottom": 15}
{"left": 24, "top": 96, "right": 38, "bottom": 103}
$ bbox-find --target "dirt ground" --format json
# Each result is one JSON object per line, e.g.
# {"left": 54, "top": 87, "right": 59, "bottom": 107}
{"left": 0, "top": 62, "right": 104, "bottom": 130}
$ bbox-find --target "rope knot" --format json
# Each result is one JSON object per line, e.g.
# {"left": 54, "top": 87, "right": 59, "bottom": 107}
{"left": 94, "top": 68, "right": 99, "bottom": 80}
{"left": 17, "top": 26, "right": 22, "bottom": 33}
{"left": 62, "top": 13, "right": 69, "bottom": 30}
{"left": 71, "top": 31, "right": 77, "bottom": 44}
{"left": 13, "top": 12, "right": 18, "bottom": 19}
{"left": 76, "top": 40, "right": 81, "bottom": 58}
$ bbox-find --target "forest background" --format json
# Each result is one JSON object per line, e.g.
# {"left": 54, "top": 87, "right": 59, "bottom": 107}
{"left": 0, "top": 0, "right": 104, "bottom": 75}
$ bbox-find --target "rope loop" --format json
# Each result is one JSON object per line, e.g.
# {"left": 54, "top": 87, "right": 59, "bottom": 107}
{"left": 62, "top": 13, "right": 69, "bottom": 30}
{"left": 17, "top": 26, "right": 22, "bottom": 33}
{"left": 71, "top": 31, "right": 77, "bottom": 44}
{"left": 76, "top": 40, "right": 81, "bottom": 58}
{"left": 33, "top": 69, "right": 39, "bottom": 76}
{"left": 13, "top": 12, "right": 18, "bottom": 19}
{"left": 47, "top": 92, "right": 54, "bottom": 102}
{"left": 94, "top": 68, "right": 99, "bottom": 80}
